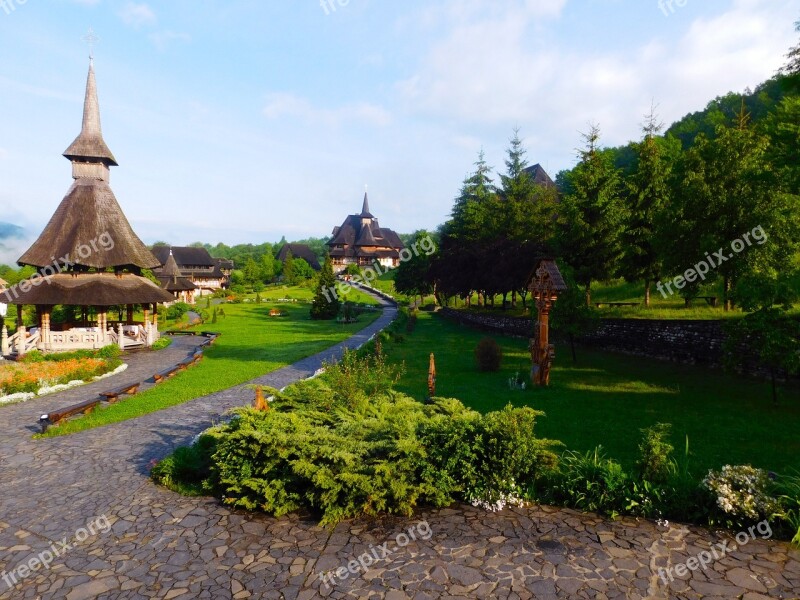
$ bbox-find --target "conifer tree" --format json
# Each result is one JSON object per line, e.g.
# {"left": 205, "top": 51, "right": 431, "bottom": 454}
{"left": 311, "top": 255, "right": 340, "bottom": 320}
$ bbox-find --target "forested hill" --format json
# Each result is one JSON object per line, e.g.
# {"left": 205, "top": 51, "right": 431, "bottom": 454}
{"left": 0, "top": 222, "right": 24, "bottom": 241}
{"left": 603, "top": 73, "right": 798, "bottom": 175}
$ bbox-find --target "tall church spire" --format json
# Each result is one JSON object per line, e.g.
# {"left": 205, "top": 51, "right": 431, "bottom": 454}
{"left": 360, "top": 191, "right": 374, "bottom": 218}
{"left": 63, "top": 59, "right": 118, "bottom": 169}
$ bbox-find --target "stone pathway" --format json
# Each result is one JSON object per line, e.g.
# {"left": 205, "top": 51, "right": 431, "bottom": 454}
{"left": 0, "top": 298, "right": 797, "bottom": 599}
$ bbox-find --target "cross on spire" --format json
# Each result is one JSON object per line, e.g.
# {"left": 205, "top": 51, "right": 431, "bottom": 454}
{"left": 82, "top": 27, "right": 100, "bottom": 60}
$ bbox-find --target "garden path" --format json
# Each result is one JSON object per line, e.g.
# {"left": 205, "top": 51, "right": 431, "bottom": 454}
{"left": 0, "top": 297, "right": 797, "bottom": 599}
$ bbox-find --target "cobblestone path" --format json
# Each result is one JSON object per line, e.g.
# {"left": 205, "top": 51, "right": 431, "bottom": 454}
{"left": 0, "top": 299, "right": 797, "bottom": 599}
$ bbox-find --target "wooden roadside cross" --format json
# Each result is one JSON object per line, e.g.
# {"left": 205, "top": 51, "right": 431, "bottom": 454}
{"left": 528, "top": 259, "right": 567, "bottom": 386}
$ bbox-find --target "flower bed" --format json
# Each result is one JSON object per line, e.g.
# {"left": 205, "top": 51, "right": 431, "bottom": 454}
{"left": 0, "top": 346, "right": 124, "bottom": 404}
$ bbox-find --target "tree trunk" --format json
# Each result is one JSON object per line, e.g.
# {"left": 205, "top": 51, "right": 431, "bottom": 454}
{"left": 644, "top": 280, "right": 651, "bottom": 308}
{"left": 569, "top": 333, "right": 577, "bottom": 364}
{"left": 724, "top": 277, "right": 732, "bottom": 312}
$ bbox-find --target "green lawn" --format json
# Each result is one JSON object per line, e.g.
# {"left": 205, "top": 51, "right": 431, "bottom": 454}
{"left": 40, "top": 299, "right": 381, "bottom": 437}
{"left": 444, "top": 278, "right": 799, "bottom": 320}
{"left": 385, "top": 312, "right": 800, "bottom": 475}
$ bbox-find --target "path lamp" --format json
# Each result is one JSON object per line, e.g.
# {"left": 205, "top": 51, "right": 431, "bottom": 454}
{"left": 528, "top": 259, "right": 567, "bottom": 386}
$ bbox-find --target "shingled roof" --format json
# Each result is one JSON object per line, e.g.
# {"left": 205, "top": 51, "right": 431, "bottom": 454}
{"left": 158, "top": 251, "right": 197, "bottom": 293}
{"left": 276, "top": 244, "right": 321, "bottom": 270}
{"left": 151, "top": 246, "right": 216, "bottom": 268}
{"left": 523, "top": 163, "right": 556, "bottom": 188}
{"left": 63, "top": 60, "right": 118, "bottom": 166}
{"left": 3, "top": 272, "right": 174, "bottom": 306}
{"left": 18, "top": 178, "right": 161, "bottom": 270}
{"left": 18, "top": 59, "right": 159, "bottom": 271}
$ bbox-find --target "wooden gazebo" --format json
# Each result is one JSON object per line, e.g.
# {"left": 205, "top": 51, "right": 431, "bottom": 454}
{"left": 1, "top": 59, "right": 174, "bottom": 356}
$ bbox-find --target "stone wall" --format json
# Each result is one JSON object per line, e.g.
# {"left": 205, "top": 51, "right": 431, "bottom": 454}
{"left": 438, "top": 308, "right": 778, "bottom": 374}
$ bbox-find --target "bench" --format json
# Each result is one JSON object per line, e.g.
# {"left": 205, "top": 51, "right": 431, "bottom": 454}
{"left": 99, "top": 382, "right": 141, "bottom": 403}
{"left": 153, "top": 365, "right": 181, "bottom": 383}
{"left": 39, "top": 399, "right": 102, "bottom": 433}
{"left": 594, "top": 302, "right": 640, "bottom": 308}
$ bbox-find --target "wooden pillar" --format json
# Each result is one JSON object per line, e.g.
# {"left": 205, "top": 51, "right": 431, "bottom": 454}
{"left": 142, "top": 306, "right": 151, "bottom": 345}
{"left": 1, "top": 325, "right": 8, "bottom": 356}
{"left": 41, "top": 306, "right": 51, "bottom": 350}
{"left": 126, "top": 305, "right": 134, "bottom": 325}
{"left": 98, "top": 309, "right": 107, "bottom": 344}
{"left": 16, "top": 326, "right": 26, "bottom": 355}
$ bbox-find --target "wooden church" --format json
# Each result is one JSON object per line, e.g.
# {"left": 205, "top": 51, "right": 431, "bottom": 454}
{"left": 1, "top": 59, "right": 174, "bottom": 355}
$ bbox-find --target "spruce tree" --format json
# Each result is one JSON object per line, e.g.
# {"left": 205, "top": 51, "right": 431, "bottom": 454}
{"left": 621, "top": 106, "right": 672, "bottom": 306}
{"left": 559, "top": 124, "right": 625, "bottom": 306}
{"left": 311, "top": 256, "right": 340, "bottom": 320}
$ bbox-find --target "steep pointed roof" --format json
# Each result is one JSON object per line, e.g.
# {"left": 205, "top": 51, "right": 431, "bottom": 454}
{"left": 158, "top": 251, "right": 197, "bottom": 292}
{"left": 360, "top": 192, "right": 374, "bottom": 218}
{"left": 161, "top": 250, "right": 181, "bottom": 278}
{"left": 356, "top": 223, "right": 378, "bottom": 246}
{"left": 18, "top": 179, "right": 162, "bottom": 270}
{"left": 63, "top": 60, "right": 118, "bottom": 166}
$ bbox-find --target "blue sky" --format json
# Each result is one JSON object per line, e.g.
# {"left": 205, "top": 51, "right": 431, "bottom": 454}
{"left": 0, "top": 0, "right": 797, "bottom": 261}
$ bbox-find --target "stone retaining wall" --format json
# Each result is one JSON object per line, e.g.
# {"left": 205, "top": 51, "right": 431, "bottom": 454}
{"left": 438, "top": 308, "right": 793, "bottom": 378}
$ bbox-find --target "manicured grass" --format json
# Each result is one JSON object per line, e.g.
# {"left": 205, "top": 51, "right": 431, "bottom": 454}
{"left": 40, "top": 299, "right": 381, "bottom": 437}
{"left": 385, "top": 312, "right": 800, "bottom": 475}
{"left": 445, "top": 278, "right": 799, "bottom": 320}
{"left": 240, "top": 283, "right": 383, "bottom": 306}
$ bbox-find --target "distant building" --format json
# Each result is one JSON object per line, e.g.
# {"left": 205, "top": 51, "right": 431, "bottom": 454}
{"left": 152, "top": 246, "right": 231, "bottom": 297}
{"left": 327, "top": 193, "right": 404, "bottom": 273}
{"left": 523, "top": 163, "right": 556, "bottom": 188}
{"left": 277, "top": 243, "right": 321, "bottom": 271}
{"left": 157, "top": 250, "right": 197, "bottom": 304}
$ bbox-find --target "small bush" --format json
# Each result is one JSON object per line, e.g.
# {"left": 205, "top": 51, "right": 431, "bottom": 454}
{"left": 151, "top": 337, "right": 172, "bottom": 351}
{"left": 543, "top": 447, "right": 628, "bottom": 517}
{"left": 703, "top": 465, "right": 781, "bottom": 528}
{"left": 166, "top": 302, "right": 191, "bottom": 320}
{"left": 637, "top": 423, "right": 675, "bottom": 484}
{"left": 98, "top": 345, "right": 121, "bottom": 359}
{"left": 151, "top": 433, "right": 220, "bottom": 496}
{"left": 475, "top": 337, "right": 502, "bottom": 372}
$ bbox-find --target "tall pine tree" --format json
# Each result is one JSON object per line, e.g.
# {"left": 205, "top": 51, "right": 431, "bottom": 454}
{"left": 621, "top": 106, "right": 672, "bottom": 307}
{"left": 559, "top": 124, "right": 625, "bottom": 306}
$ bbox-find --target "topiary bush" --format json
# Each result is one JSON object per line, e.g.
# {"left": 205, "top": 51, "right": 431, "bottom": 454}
{"left": 475, "top": 337, "right": 502, "bottom": 372}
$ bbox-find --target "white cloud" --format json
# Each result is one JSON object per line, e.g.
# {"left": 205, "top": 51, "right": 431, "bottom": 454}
{"left": 397, "top": 0, "right": 797, "bottom": 156}
{"left": 263, "top": 93, "right": 392, "bottom": 127}
{"left": 119, "top": 2, "right": 156, "bottom": 28}
{"left": 149, "top": 30, "right": 191, "bottom": 51}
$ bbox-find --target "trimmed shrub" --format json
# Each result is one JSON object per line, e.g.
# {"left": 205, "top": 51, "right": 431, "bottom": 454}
{"left": 475, "top": 337, "right": 502, "bottom": 372}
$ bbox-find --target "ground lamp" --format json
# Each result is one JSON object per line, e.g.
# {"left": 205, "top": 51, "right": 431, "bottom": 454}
{"left": 528, "top": 259, "right": 567, "bottom": 386}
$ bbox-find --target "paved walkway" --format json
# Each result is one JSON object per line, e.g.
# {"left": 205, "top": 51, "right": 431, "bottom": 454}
{"left": 0, "top": 299, "right": 797, "bottom": 600}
